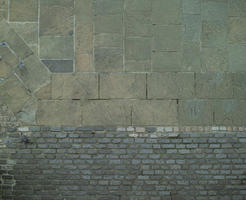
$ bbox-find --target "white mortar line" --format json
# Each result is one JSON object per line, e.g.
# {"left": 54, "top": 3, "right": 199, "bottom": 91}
{"left": 73, "top": 0, "right": 76, "bottom": 73}
{"left": 38, "top": 0, "right": 40, "bottom": 57}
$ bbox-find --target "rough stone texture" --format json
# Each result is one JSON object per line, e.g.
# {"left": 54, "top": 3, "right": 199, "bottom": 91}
{"left": 42, "top": 60, "right": 74, "bottom": 73}
{"left": 228, "top": 17, "right": 246, "bottom": 44}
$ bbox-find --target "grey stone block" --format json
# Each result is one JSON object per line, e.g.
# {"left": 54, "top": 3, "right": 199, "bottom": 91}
{"left": 42, "top": 60, "right": 74, "bottom": 73}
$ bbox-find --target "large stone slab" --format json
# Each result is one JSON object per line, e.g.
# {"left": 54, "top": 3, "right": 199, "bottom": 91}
{"left": 179, "top": 100, "right": 212, "bottom": 125}
{"left": 52, "top": 74, "right": 98, "bottom": 100}
{"left": 229, "top": 44, "right": 246, "bottom": 72}
{"left": 183, "top": 14, "right": 201, "bottom": 42}
{"left": 94, "top": 0, "right": 123, "bottom": 16}
{"left": 196, "top": 73, "right": 233, "bottom": 98}
{"left": 153, "top": 25, "right": 182, "bottom": 51}
{"left": 0, "top": 75, "right": 31, "bottom": 114}
{"left": 75, "top": 23, "right": 93, "bottom": 52}
{"left": 233, "top": 73, "right": 246, "bottom": 98}
{"left": 125, "top": 0, "right": 151, "bottom": 13}
{"left": 0, "top": 45, "right": 19, "bottom": 68}
{"left": 148, "top": 72, "right": 194, "bottom": 99}
{"left": 132, "top": 100, "right": 178, "bottom": 125}
{"left": 9, "top": 0, "right": 38, "bottom": 22}
{"left": 229, "top": 0, "right": 246, "bottom": 17}
{"left": 125, "top": 60, "right": 151, "bottom": 72}
{"left": 81, "top": 100, "right": 131, "bottom": 126}
{"left": 16, "top": 55, "right": 50, "bottom": 93}
{"left": 94, "top": 33, "right": 122, "bottom": 48}
{"left": 183, "top": 0, "right": 201, "bottom": 14}
{"left": 75, "top": 53, "right": 94, "bottom": 72}
{"left": 0, "top": 0, "right": 8, "bottom": 9}
{"left": 228, "top": 17, "right": 246, "bottom": 44}
{"left": 37, "top": 100, "right": 81, "bottom": 126}
{"left": 100, "top": 73, "right": 146, "bottom": 99}
{"left": 40, "top": 0, "right": 74, "bottom": 36}
{"left": 42, "top": 60, "right": 74, "bottom": 73}
{"left": 94, "top": 15, "right": 123, "bottom": 34}
{"left": 152, "top": 0, "right": 182, "bottom": 25}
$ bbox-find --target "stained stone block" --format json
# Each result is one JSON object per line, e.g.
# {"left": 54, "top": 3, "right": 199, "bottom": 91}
{"left": 94, "top": 33, "right": 122, "bottom": 48}
{"left": 0, "top": 75, "right": 31, "bottom": 114}
{"left": 100, "top": 73, "right": 146, "bottom": 99}
{"left": 152, "top": 51, "right": 182, "bottom": 72}
{"left": 229, "top": 44, "right": 246, "bottom": 72}
{"left": 196, "top": 73, "right": 233, "bottom": 98}
{"left": 233, "top": 73, "right": 246, "bottom": 98}
{"left": 42, "top": 60, "right": 74, "bottom": 73}
{"left": 0, "top": 0, "right": 8, "bottom": 9}
{"left": 94, "top": 15, "right": 123, "bottom": 34}
{"left": 229, "top": 0, "right": 246, "bottom": 17}
{"left": 16, "top": 55, "right": 50, "bottom": 93}
{"left": 153, "top": 25, "right": 182, "bottom": 51}
{"left": 201, "top": 21, "right": 227, "bottom": 49}
{"left": 52, "top": 74, "right": 98, "bottom": 100}
{"left": 148, "top": 72, "right": 194, "bottom": 99}
{"left": 94, "top": 48, "right": 123, "bottom": 72}
{"left": 125, "top": 0, "right": 151, "bottom": 13}
{"left": 152, "top": 0, "right": 182, "bottom": 25}
{"left": 183, "top": 14, "right": 201, "bottom": 42}
{"left": 201, "top": 0, "right": 228, "bottom": 22}
{"left": 76, "top": 23, "right": 93, "bottom": 52}
{"left": 94, "top": 0, "right": 123, "bottom": 16}
{"left": 40, "top": 36, "right": 74, "bottom": 59}
{"left": 40, "top": 0, "right": 74, "bottom": 36}
{"left": 9, "top": 0, "right": 38, "bottom": 22}
{"left": 125, "top": 38, "right": 151, "bottom": 61}
{"left": 125, "top": 60, "right": 151, "bottom": 72}
{"left": 228, "top": 17, "right": 246, "bottom": 44}
{"left": 75, "top": 53, "right": 94, "bottom": 72}
{"left": 81, "top": 100, "right": 131, "bottom": 126}
{"left": 179, "top": 100, "right": 212, "bottom": 125}
{"left": 132, "top": 100, "right": 178, "bottom": 125}
{"left": 37, "top": 100, "right": 81, "bottom": 126}
{"left": 201, "top": 48, "right": 228, "bottom": 72}
{"left": 183, "top": 0, "right": 201, "bottom": 14}
{"left": 182, "top": 42, "right": 201, "bottom": 72}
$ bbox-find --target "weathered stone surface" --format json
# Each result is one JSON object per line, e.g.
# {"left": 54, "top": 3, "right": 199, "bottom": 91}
{"left": 196, "top": 73, "right": 233, "bottom": 98}
{"left": 125, "top": 0, "right": 151, "bottom": 13}
{"left": 125, "top": 37, "right": 151, "bottom": 61}
{"left": 183, "top": 0, "right": 201, "bottom": 14}
{"left": 75, "top": 53, "right": 94, "bottom": 72}
{"left": 152, "top": 0, "right": 182, "bottom": 25}
{"left": 0, "top": 0, "right": 8, "bottom": 9}
{"left": 0, "top": 10, "right": 7, "bottom": 20}
{"left": 148, "top": 73, "right": 194, "bottom": 99}
{"left": 81, "top": 100, "right": 131, "bottom": 126}
{"left": 125, "top": 60, "right": 151, "bottom": 72}
{"left": 37, "top": 100, "right": 81, "bottom": 126}
{"left": 233, "top": 73, "right": 246, "bottom": 98}
{"left": 94, "top": 33, "right": 122, "bottom": 48}
{"left": 201, "top": 0, "right": 228, "bottom": 22}
{"left": 153, "top": 25, "right": 182, "bottom": 51}
{"left": 52, "top": 74, "right": 98, "bottom": 100}
{"left": 100, "top": 73, "right": 146, "bottom": 99}
{"left": 0, "top": 45, "right": 19, "bottom": 68}
{"left": 229, "top": 0, "right": 246, "bottom": 17}
{"left": 42, "top": 60, "right": 74, "bottom": 73}
{"left": 16, "top": 55, "right": 50, "bottom": 93}
{"left": 228, "top": 17, "right": 246, "bottom": 44}
{"left": 152, "top": 51, "right": 182, "bottom": 72}
{"left": 0, "top": 75, "right": 31, "bottom": 114}
{"left": 94, "top": 0, "right": 123, "bottom": 16}
{"left": 9, "top": 0, "right": 38, "bottom": 22}
{"left": 40, "top": 0, "right": 74, "bottom": 36}
{"left": 94, "top": 15, "right": 123, "bottom": 34}
{"left": 76, "top": 23, "right": 93, "bottom": 52}
{"left": 183, "top": 14, "right": 201, "bottom": 42}
{"left": 201, "top": 48, "right": 228, "bottom": 72}
{"left": 94, "top": 48, "right": 123, "bottom": 72}
{"left": 179, "top": 100, "right": 212, "bottom": 125}
{"left": 201, "top": 21, "right": 227, "bottom": 49}
{"left": 40, "top": 36, "right": 74, "bottom": 59}
{"left": 132, "top": 100, "right": 178, "bottom": 125}
{"left": 35, "top": 82, "right": 51, "bottom": 100}
{"left": 229, "top": 44, "right": 246, "bottom": 72}
{"left": 182, "top": 42, "right": 201, "bottom": 72}
{"left": 0, "top": 60, "right": 11, "bottom": 78}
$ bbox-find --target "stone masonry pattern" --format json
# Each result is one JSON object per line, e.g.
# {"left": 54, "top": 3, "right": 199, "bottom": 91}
{"left": 0, "top": 0, "right": 246, "bottom": 126}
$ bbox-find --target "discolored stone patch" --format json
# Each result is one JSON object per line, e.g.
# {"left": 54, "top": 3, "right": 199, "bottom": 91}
{"left": 183, "top": 14, "right": 201, "bottom": 42}
{"left": 42, "top": 60, "right": 74, "bottom": 73}
{"left": 94, "top": 0, "right": 123, "bottom": 16}
{"left": 229, "top": 44, "right": 246, "bottom": 72}
{"left": 228, "top": 17, "right": 246, "bottom": 44}
{"left": 183, "top": 0, "right": 201, "bottom": 14}
{"left": 229, "top": 0, "right": 246, "bottom": 17}
{"left": 233, "top": 73, "right": 246, "bottom": 98}
{"left": 94, "top": 15, "right": 123, "bottom": 34}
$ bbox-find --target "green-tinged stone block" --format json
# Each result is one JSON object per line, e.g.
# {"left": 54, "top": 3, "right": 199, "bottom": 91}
{"left": 196, "top": 73, "right": 233, "bottom": 98}
{"left": 148, "top": 72, "right": 194, "bottom": 99}
{"left": 153, "top": 25, "right": 182, "bottom": 51}
{"left": 182, "top": 42, "right": 201, "bottom": 72}
{"left": 40, "top": 36, "right": 74, "bottom": 59}
{"left": 42, "top": 60, "right": 74, "bottom": 73}
{"left": 100, "top": 73, "right": 146, "bottom": 99}
{"left": 81, "top": 100, "right": 131, "bottom": 126}
{"left": 94, "top": 33, "right": 122, "bottom": 48}
{"left": 125, "top": 37, "right": 151, "bottom": 61}
{"left": 152, "top": 51, "right": 182, "bottom": 72}
{"left": 0, "top": 75, "right": 31, "bottom": 114}
{"left": 132, "top": 100, "right": 178, "bottom": 126}
{"left": 40, "top": 0, "right": 74, "bottom": 36}
{"left": 201, "top": 21, "right": 227, "bottom": 49}
{"left": 52, "top": 74, "right": 98, "bottom": 100}
{"left": 16, "top": 55, "right": 50, "bottom": 93}
{"left": 201, "top": 48, "right": 228, "bottom": 72}
{"left": 9, "top": 0, "right": 38, "bottom": 22}
{"left": 229, "top": 0, "right": 246, "bottom": 17}
{"left": 94, "top": 0, "right": 123, "bottom": 16}
{"left": 183, "top": 0, "right": 201, "bottom": 14}
{"left": 0, "top": 0, "right": 8, "bottom": 9}
{"left": 229, "top": 44, "right": 246, "bottom": 72}
{"left": 125, "top": 60, "right": 151, "bottom": 72}
{"left": 0, "top": 10, "right": 7, "bottom": 20}
{"left": 94, "top": 15, "right": 123, "bottom": 34}
{"left": 37, "top": 100, "right": 81, "bottom": 126}
{"left": 179, "top": 99, "right": 212, "bottom": 125}
{"left": 94, "top": 48, "right": 123, "bottom": 72}
{"left": 125, "top": 0, "right": 151, "bottom": 13}
{"left": 75, "top": 0, "right": 93, "bottom": 22}
{"left": 183, "top": 14, "right": 201, "bottom": 42}
{"left": 233, "top": 73, "right": 246, "bottom": 98}
{"left": 228, "top": 17, "right": 246, "bottom": 44}
{"left": 152, "top": 0, "right": 182, "bottom": 25}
